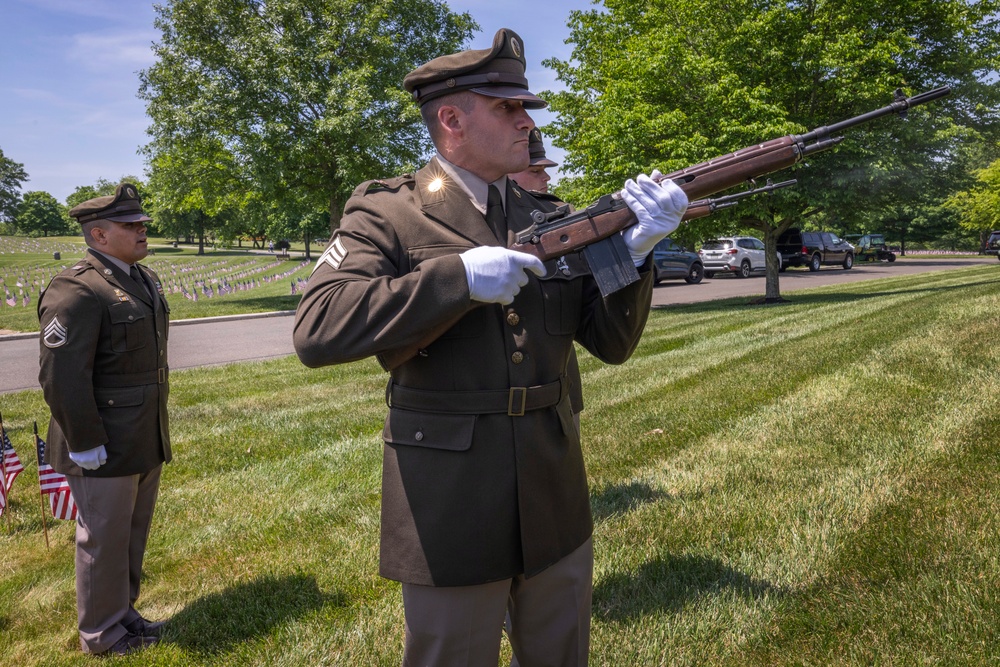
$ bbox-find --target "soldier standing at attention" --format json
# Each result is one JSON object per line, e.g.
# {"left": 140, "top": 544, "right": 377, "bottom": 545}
{"left": 508, "top": 127, "right": 585, "bottom": 428}
{"left": 38, "top": 183, "right": 170, "bottom": 657}
{"left": 508, "top": 127, "right": 558, "bottom": 193}
{"left": 294, "top": 28, "right": 687, "bottom": 666}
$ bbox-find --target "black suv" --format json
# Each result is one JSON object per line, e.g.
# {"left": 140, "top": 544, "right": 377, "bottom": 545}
{"left": 986, "top": 230, "right": 1000, "bottom": 261}
{"left": 777, "top": 228, "right": 854, "bottom": 271}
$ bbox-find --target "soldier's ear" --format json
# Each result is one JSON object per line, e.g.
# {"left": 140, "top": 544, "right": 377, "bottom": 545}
{"left": 437, "top": 104, "right": 464, "bottom": 137}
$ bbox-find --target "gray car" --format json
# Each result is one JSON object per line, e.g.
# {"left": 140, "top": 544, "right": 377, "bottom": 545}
{"left": 652, "top": 238, "right": 704, "bottom": 284}
{"left": 698, "top": 236, "right": 770, "bottom": 279}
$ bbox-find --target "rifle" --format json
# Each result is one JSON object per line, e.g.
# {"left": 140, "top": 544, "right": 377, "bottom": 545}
{"left": 511, "top": 86, "right": 950, "bottom": 296}
{"left": 376, "top": 179, "right": 797, "bottom": 371}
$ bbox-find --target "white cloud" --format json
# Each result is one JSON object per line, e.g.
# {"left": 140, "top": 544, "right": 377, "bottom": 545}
{"left": 69, "top": 30, "right": 159, "bottom": 72}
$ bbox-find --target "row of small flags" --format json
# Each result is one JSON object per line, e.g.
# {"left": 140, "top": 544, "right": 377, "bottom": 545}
{"left": 1, "top": 413, "right": 77, "bottom": 543}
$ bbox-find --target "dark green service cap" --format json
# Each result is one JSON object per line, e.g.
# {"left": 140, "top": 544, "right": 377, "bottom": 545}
{"left": 528, "top": 128, "right": 558, "bottom": 167}
{"left": 403, "top": 28, "right": 546, "bottom": 109}
{"left": 69, "top": 183, "right": 152, "bottom": 224}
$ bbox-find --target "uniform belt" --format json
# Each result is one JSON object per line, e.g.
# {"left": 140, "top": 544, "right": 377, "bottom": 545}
{"left": 94, "top": 367, "right": 168, "bottom": 388}
{"left": 387, "top": 376, "right": 567, "bottom": 417}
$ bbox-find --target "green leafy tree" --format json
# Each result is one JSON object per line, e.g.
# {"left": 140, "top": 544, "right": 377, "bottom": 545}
{"left": 545, "top": 0, "right": 1000, "bottom": 301}
{"left": 0, "top": 148, "right": 29, "bottom": 226}
{"left": 16, "top": 191, "right": 69, "bottom": 237}
{"left": 139, "top": 0, "right": 475, "bottom": 234}
{"left": 947, "top": 157, "right": 1000, "bottom": 250}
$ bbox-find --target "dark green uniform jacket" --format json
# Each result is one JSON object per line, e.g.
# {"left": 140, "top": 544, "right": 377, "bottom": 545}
{"left": 294, "top": 158, "right": 652, "bottom": 586}
{"left": 38, "top": 249, "right": 170, "bottom": 477}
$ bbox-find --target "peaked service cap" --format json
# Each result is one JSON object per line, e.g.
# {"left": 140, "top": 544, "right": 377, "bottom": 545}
{"left": 69, "top": 183, "right": 152, "bottom": 224}
{"left": 527, "top": 128, "right": 558, "bottom": 167}
{"left": 403, "top": 28, "right": 546, "bottom": 109}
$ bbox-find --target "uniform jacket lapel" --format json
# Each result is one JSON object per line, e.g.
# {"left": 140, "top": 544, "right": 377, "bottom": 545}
{"left": 85, "top": 249, "right": 153, "bottom": 308}
{"left": 415, "top": 158, "right": 503, "bottom": 248}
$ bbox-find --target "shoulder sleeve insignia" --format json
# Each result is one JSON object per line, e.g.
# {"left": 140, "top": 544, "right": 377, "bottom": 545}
{"left": 42, "top": 316, "right": 68, "bottom": 348}
{"left": 315, "top": 233, "right": 349, "bottom": 273}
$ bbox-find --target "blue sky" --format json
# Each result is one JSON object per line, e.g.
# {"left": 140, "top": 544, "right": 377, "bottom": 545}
{"left": 0, "top": 0, "right": 588, "bottom": 204}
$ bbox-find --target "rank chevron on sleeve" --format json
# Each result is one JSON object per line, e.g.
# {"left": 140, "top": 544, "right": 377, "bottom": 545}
{"left": 42, "top": 316, "right": 68, "bottom": 348}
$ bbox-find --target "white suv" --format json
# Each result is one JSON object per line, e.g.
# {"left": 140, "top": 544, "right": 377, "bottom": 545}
{"left": 699, "top": 236, "right": 770, "bottom": 279}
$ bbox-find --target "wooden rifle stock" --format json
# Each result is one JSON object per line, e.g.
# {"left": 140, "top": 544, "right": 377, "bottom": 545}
{"left": 378, "top": 86, "right": 950, "bottom": 370}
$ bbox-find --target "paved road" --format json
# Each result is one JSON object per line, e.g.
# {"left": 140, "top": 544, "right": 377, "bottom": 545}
{"left": 2, "top": 257, "right": 992, "bottom": 394}
{"left": 0, "top": 311, "right": 295, "bottom": 394}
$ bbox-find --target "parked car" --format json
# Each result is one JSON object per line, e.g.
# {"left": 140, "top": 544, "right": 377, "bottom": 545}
{"left": 986, "top": 230, "right": 1000, "bottom": 260}
{"left": 845, "top": 233, "right": 896, "bottom": 263}
{"left": 777, "top": 228, "right": 855, "bottom": 271}
{"left": 652, "top": 238, "right": 704, "bottom": 284}
{"left": 698, "top": 236, "right": 771, "bottom": 278}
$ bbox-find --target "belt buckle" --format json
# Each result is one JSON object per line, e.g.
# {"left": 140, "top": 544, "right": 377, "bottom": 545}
{"left": 507, "top": 387, "right": 527, "bottom": 417}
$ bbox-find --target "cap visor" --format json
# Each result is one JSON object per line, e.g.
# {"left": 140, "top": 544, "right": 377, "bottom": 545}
{"left": 104, "top": 213, "right": 152, "bottom": 223}
{"left": 530, "top": 158, "right": 558, "bottom": 167}
{"left": 471, "top": 86, "right": 547, "bottom": 109}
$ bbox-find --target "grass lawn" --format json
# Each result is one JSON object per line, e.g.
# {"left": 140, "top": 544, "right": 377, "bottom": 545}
{"left": 1, "top": 264, "right": 999, "bottom": 665}
{"left": 0, "top": 235, "right": 317, "bottom": 332}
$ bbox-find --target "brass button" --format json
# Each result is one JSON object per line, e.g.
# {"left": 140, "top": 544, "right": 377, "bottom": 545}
{"left": 506, "top": 311, "right": 520, "bottom": 326}
{"left": 511, "top": 351, "right": 524, "bottom": 364}
{"left": 414, "top": 431, "right": 424, "bottom": 442}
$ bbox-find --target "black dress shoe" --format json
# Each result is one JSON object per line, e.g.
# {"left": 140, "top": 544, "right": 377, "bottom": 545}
{"left": 97, "top": 632, "right": 157, "bottom": 657}
{"left": 123, "top": 616, "right": 165, "bottom": 638}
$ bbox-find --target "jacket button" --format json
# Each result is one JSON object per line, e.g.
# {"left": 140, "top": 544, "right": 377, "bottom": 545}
{"left": 511, "top": 351, "right": 524, "bottom": 364}
{"left": 414, "top": 431, "right": 424, "bottom": 442}
{"left": 506, "top": 311, "right": 520, "bottom": 326}
{"left": 128, "top": 315, "right": 134, "bottom": 321}
{"left": 107, "top": 400, "right": 115, "bottom": 406}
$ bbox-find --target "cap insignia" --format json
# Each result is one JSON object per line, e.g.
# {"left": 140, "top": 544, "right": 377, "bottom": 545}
{"left": 446, "top": 78, "right": 456, "bottom": 88}
{"left": 127, "top": 186, "right": 136, "bottom": 198}
{"left": 43, "top": 316, "right": 68, "bottom": 348}
{"left": 511, "top": 37, "right": 522, "bottom": 58}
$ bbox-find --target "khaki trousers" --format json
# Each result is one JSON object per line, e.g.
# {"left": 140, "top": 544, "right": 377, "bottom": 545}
{"left": 401, "top": 536, "right": 593, "bottom": 667}
{"left": 65, "top": 465, "right": 161, "bottom": 654}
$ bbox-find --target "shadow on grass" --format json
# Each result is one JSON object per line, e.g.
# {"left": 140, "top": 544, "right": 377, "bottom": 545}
{"left": 168, "top": 294, "right": 301, "bottom": 313}
{"left": 594, "top": 553, "right": 780, "bottom": 622}
{"left": 591, "top": 481, "right": 673, "bottom": 522}
{"left": 165, "top": 572, "right": 343, "bottom": 654}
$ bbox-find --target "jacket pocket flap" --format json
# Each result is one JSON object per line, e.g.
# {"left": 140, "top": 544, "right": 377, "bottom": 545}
{"left": 108, "top": 301, "right": 145, "bottom": 325}
{"left": 383, "top": 408, "right": 474, "bottom": 451}
{"left": 94, "top": 386, "right": 144, "bottom": 408}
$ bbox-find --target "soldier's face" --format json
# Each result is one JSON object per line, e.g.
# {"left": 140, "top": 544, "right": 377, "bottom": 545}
{"left": 96, "top": 220, "right": 149, "bottom": 264}
{"left": 460, "top": 95, "right": 534, "bottom": 181}
{"left": 509, "top": 165, "right": 551, "bottom": 193}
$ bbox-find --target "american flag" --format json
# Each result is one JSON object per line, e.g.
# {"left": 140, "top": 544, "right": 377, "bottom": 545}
{"left": 2, "top": 424, "right": 24, "bottom": 491}
{"left": 36, "top": 434, "right": 77, "bottom": 521}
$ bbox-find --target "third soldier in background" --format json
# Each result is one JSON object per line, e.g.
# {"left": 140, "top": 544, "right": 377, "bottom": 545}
{"left": 508, "top": 128, "right": 584, "bottom": 428}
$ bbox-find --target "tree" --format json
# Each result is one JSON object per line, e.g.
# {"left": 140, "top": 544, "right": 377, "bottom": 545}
{"left": 16, "top": 191, "right": 69, "bottom": 237}
{"left": 139, "top": 0, "right": 476, "bottom": 234}
{"left": 947, "top": 157, "right": 1000, "bottom": 249}
{"left": 0, "top": 148, "right": 29, "bottom": 225}
{"left": 545, "top": 0, "right": 1000, "bottom": 301}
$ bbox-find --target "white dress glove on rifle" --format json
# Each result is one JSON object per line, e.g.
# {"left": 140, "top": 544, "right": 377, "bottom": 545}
{"left": 68, "top": 444, "right": 108, "bottom": 470}
{"left": 460, "top": 246, "right": 546, "bottom": 305}
{"left": 620, "top": 170, "right": 689, "bottom": 266}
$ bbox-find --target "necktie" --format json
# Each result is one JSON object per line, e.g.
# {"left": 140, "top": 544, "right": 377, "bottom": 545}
{"left": 485, "top": 184, "right": 507, "bottom": 243}
{"left": 130, "top": 265, "right": 151, "bottom": 301}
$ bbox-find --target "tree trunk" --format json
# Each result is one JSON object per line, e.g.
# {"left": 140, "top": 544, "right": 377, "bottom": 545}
{"left": 762, "top": 228, "right": 783, "bottom": 303}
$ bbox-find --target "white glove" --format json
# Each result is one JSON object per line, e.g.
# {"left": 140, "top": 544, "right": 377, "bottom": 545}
{"left": 68, "top": 444, "right": 108, "bottom": 470}
{"left": 460, "top": 246, "right": 546, "bottom": 305}
{"left": 620, "top": 170, "right": 689, "bottom": 266}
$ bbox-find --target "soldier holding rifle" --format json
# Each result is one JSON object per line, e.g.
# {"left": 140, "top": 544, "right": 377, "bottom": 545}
{"left": 294, "top": 28, "right": 687, "bottom": 666}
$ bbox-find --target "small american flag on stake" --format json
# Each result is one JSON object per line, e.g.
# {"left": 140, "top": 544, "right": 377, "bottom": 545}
{"left": 35, "top": 424, "right": 77, "bottom": 521}
{"left": 1, "top": 413, "right": 25, "bottom": 492}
